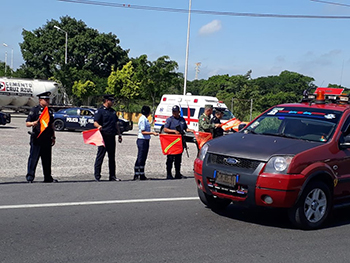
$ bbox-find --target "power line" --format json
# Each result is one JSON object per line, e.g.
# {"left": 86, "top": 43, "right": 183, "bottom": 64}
{"left": 59, "top": 0, "right": 350, "bottom": 19}
{"left": 310, "top": 0, "right": 350, "bottom": 8}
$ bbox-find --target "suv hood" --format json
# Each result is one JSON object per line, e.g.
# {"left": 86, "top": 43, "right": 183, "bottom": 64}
{"left": 207, "top": 133, "right": 323, "bottom": 162}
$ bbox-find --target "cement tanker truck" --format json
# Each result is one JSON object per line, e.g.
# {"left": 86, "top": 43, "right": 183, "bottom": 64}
{"left": 0, "top": 78, "right": 60, "bottom": 125}
{"left": 0, "top": 77, "right": 59, "bottom": 109}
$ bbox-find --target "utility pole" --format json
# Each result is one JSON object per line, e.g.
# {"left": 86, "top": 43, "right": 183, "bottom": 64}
{"left": 195, "top": 62, "right": 201, "bottom": 80}
{"left": 183, "top": 0, "right": 192, "bottom": 95}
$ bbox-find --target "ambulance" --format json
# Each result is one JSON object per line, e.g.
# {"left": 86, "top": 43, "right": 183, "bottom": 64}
{"left": 154, "top": 93, "right": 235, "bottom": 132}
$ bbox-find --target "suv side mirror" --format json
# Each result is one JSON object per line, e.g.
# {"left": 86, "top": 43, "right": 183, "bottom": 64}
{"left": 339, "top": 134, "right": 350, "bottom": 149}
{"left": 238, "top": 123, "right": 247, "bottom": 131}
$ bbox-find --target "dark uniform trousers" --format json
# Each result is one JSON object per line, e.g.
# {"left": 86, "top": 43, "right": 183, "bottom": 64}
{"left": 27, "top": 142, "right": 53, "bottom": 182}
{"left": 94, "top": 134, "right": 116, "bottom": 180}
{"left": 134, "top": 139, "right": 150, "bottom": 179}
{"left": 166, "top": 154, "right": 182, "bottom": 178}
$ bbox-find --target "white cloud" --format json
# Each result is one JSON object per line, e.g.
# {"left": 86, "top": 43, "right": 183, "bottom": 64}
{"left": 198, "top": 20, "right": 222, "bottom": 36}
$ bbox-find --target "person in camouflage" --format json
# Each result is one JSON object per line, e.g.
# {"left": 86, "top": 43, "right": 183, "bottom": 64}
{"left": 198, "top": 105, "right": 220, "bottom": 134}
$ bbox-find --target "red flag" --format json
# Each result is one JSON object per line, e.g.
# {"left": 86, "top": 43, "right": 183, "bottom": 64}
{"left": 37, "top": 106, "right": 50, "bottom": 138}
{"left": 194, "top": 131, "right": 212, "bottom": 150}
{"left": 221, "top": 118, "right": 245, "bottom": 132}
{"left": 82, "top": 129, "right": 105, "bottom": 147}
{"left": 159, "top": 134, "right": 183, "bottom": 155}
{"left": 187, "top": 105, "right": 190, "bottom": 125}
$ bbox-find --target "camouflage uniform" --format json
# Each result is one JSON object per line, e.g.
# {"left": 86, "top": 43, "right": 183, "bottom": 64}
{"left": 198, "top": 113, "right": 215, "bottom": 133}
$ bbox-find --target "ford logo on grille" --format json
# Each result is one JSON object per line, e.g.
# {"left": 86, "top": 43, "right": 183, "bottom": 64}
{"left": 224, "top": 157, "right": 240, "bottom": 165}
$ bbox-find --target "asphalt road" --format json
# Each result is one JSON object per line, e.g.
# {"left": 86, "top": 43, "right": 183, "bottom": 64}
{"left": 1, "top": 116, "right": 350, "bottom": 263}
{"left": 1, "top": 179, "right": 350, "bottom": 263}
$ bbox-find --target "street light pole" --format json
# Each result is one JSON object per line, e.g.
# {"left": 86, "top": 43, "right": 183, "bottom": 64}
{"left": 183, "top": 0, "right": 192, "bottom": 95}
{"left": 11, "top": 48, "right": 13, "bottom": 70}
{"left": 3, "top": 43, "right": 11, "bottom": 74}
{"left": 3, "top": 43, "right": 14, "bottom": 71}
{"left": 54, "top": 25, "right": 68, "bottom": 64}
{"left": 4, "top": 51, "right": 7, "bottom": 75}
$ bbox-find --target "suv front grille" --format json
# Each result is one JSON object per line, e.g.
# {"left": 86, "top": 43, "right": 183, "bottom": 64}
{"left": 208, "top": 153, "right": 260, "bottom": 170}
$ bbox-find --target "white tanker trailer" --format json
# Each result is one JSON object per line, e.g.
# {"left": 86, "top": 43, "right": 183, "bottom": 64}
{"left": 0, "top": 78, "right": 59, "bottom": 109}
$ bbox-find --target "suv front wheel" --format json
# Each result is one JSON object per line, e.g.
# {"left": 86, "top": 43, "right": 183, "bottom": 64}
{"left": 198, "top": 188, "right": 231, "bottom": 210}
{"left": 288, "top": 181, "right": 331, "bottom": 230}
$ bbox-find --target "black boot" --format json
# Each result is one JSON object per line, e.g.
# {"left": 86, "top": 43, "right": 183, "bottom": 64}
{"left": 175, "top": 162, "right": 184, "bottom": 179}
{"left": 134, "top": 166, "right": 140, "bottom": 180}
{"left": 139, "top": 166, "right": 148, "bottom": 180}
{"left": 166, "top": 156, "right": 174, "bottom": 179}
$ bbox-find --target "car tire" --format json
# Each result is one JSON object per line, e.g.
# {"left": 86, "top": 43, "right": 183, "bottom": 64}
{"left": 53, "top": 119, "right": 65, "bottom": 131}
{"left": 288, "top": 181, "right": 331, "bottom": 230}
{"left": 197, "top": 188, "right": 231, "bottom": 210}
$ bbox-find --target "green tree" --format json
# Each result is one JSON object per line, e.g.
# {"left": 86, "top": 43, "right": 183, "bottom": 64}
{"left": 252, "top": 70, "right": 316, "bottom": 113}
{"left": 106, "top": 61, "right": 140, "bottom": 113}
{"left": 186, "top": 79, "right": 206, "bottom": 95}
{"left": 72, "top": 80, "right": 97, "bottom": 105}
{"left": 252, "top": 70, "right": 315, "bottom": 96}
{"left": 0, "top": 61, "right": 13, "bottom": 77}
{"left": 19, "top": 16, "right": 129, "bottom": 99}
{"left": 132, "top": 55, "right": 181, "bottom": 112}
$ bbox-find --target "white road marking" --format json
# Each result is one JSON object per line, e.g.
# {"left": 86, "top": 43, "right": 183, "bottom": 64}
{"left": 0, "top": 197, "right": 200, "bottom": 210}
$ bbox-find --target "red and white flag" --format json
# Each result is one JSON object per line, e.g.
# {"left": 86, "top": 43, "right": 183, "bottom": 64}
{"left": 221, "top": 118, "right": 245, "bottom": 132}
{"left": 194, "top": 131, "right": 212, "bottom": 150}
{"left": 82, "top": 129, "right": 105, "bottom": 147}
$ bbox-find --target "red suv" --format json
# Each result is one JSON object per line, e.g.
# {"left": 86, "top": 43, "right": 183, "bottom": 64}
{"left": 194, "top": 89, "right": 350, "bottom": 229}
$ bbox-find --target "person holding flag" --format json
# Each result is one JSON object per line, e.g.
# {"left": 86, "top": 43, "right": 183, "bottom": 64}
{"left": 25, "top": 91, "right": 57, "bottom": 183}
{"left": 93, "top": 95, "right": 122, "bottom": 182}
{"left": 163, "top": 105, "right": 194, "bottom": 179}
{"left": 133, "top": 106, "right": 159, "bottom": 181}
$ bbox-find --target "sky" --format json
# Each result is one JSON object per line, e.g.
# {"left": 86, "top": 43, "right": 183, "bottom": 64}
{"left": 2, "top": 0, "right": 350, "bottom": 88}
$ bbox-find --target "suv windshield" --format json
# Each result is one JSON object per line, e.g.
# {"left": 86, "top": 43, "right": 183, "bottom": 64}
{"left": 244, "top": 106, "right": 342, "bottom": 142}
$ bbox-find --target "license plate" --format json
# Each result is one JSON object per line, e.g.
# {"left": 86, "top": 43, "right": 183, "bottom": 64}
{"left": 216, "top": 171, "right": 236, "bottom": 187}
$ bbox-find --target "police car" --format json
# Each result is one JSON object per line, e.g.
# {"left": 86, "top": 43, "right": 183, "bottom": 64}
{"left": 53, "top": 107, "right": 133, "bottom": 133}
{"left": 194, "top": 88, "right": 350, "bottom": 229}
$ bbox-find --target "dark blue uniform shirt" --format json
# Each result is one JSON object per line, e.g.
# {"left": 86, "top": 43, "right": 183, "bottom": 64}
{"left": 211, "top": 116, "right": 224, "bottom": 138}
{"left": 164, "top": 116, "right": 188, "bottom": 132}
{"left": 94, "top": 106, "right": 118, "bottom": 135}
{"left": 26, "top": 105, "right": 54, "bottom": 144}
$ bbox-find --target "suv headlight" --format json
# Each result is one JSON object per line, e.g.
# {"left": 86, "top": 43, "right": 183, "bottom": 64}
{"left": 198, "top": 143, "right": 209, "bottom": 161}
{"left": 264, "top": 156, "right": 294, "bottom": 174}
